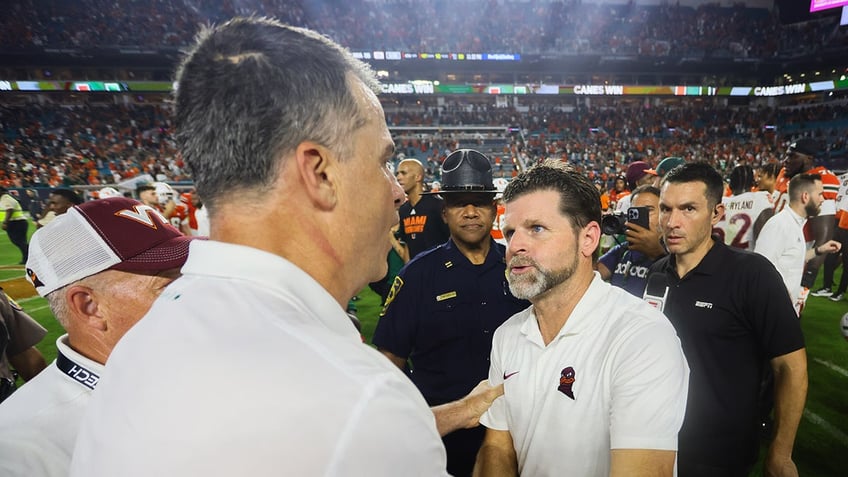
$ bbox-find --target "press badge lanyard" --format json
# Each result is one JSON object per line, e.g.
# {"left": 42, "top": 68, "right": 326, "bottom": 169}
{"left": 57, "top": 350, "right": 100, "bottom": 391}
{"left": 643, "top": 272, "right": 669, "bottom": 312}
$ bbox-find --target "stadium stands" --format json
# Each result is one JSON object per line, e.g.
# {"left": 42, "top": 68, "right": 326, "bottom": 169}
{"left": 1, "top": 1, "right": 844, "bottom": 60}
{"left": 2, "top": 99, "right": 845, "bottom": 189}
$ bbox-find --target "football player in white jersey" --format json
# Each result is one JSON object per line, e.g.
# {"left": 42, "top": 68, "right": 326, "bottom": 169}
{"left": 714, "top": 164, "right": 773, "bottom": 251}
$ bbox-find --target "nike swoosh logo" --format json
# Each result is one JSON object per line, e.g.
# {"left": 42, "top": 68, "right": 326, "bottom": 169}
{"left": 503, "top": 371, "right": 519, "bottom": 380}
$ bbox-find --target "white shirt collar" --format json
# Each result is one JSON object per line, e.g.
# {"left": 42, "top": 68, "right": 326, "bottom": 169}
{"left": 181, "top": 240, "right": 359, "bottom": 340}
{"left": 519, "top": 272, "right": 607, "bottom": 347}
{"left": 786, "top": 206, "right": 807, "bottom": 228}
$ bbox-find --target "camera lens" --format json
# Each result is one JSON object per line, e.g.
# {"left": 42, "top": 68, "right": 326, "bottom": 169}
{"left": 601, "top": 213, "right": 628, "bottom": 236}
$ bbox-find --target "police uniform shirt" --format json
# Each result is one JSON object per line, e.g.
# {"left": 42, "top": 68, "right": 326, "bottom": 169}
{"left": 598, "top": 244, "right": 654, "bottom": 297}
{"left": 648, "top": 240, "right": 804, "bottom": 469}
{"left": 373, "top": 238, "right": 529, "bottom": 406}
{"left": 0, "top": 291, "right": 47, "bottom": 384}
{"left": 398, "top": 194, "right": 450, "bottom": 259}
{"left": 0, "top": 335, "right": 102, "bottom": 477}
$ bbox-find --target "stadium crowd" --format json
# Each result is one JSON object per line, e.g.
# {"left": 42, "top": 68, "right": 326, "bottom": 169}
{"left": 0, "top": 14, "right": 845, "bottom": 477}
{"left": 0, "top": 103, "right": 184, "bottom": 188}
{"left": 1, "top": 0, "right": 846, "bottom": 59}
{"left": 1, "top": 99, "right": 846, "bottom": 189}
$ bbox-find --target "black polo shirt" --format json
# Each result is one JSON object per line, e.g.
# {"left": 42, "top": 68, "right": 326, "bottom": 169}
{"left": 648, "top": 240, "right": 804, "bottom": 468}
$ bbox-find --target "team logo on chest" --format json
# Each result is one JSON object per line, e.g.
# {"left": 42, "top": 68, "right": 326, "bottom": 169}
{"left": 558, "top": 366, "right": 576, "bottom": 400}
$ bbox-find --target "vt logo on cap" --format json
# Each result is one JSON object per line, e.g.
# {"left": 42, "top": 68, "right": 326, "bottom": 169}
{"left": 115, "top": 204, "right": 169, "bottom": 229}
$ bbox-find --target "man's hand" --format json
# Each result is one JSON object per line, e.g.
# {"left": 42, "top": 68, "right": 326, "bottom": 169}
{"left": 764, "top": 448, "right": 799, "bottom": 477}
{"left": 624, "top": 222, "right": 665, "bottom": 260}
{"left": 816, "top": 240, "right": 842, "bottom": 255}
{"left": 460, "top": 380, "right": 504, "bottom": 429}
{"left": 432, "top": 379, "right": 504, "bottom": 436}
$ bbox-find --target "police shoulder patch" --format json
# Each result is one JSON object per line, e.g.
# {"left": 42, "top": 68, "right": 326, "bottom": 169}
{"left": 379, "top": 276, "right": 404, "bottom": 317}
{"left": 4, "top": 292, "right": 22, "bottom": 311}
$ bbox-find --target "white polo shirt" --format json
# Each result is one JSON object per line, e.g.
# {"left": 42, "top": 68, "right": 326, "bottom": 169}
{"left": 754, "top": 207, "right": 807, "bottom": 306}
{"left": 0, "top": 335, "right": 103, "bottom": 477}
{"left": 480, "top": 273, "right": 689, "bottom": 476}
{"left": 71, "top": 240, "right": 447, "bottom": 476}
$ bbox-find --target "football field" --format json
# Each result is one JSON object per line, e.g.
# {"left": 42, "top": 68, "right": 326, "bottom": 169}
{"left": 3, "top": 222, "right": 846, "bottom": 476}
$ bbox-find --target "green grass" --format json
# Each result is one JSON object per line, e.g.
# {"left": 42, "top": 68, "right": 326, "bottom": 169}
{"left": 3, "top": 220, "right": 846, "bottom": 476}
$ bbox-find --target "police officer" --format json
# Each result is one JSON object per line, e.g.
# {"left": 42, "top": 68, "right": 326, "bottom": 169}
{"left": 0, "top": 289, "right": 47, "bottom": 403}
{"left": 373, "top": 149, "right": 529, "bottom": 477}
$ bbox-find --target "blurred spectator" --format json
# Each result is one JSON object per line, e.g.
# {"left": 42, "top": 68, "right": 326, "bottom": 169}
{"left": 25, "top": 190, "right": 43, "bottom": 221}
{"left": 0, "top": 187, "right": 29, "bottom": 264}
{"left": 37, "top": 188, "right": 83, "bottom": 229}
{"left": 1, "top": 1, "right": 841, "bottom": 61}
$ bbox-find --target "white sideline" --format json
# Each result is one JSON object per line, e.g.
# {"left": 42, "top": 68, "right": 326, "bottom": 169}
{"left": 803, "top": 409, "right": 848, "bottom": 447}
{"left": 23, "top": 304, "right": 51, "bottom": 314}
{"left": 812, "top": 357, "right": 848, "bottom": 378}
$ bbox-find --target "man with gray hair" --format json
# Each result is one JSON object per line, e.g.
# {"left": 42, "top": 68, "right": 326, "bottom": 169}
{"left": 0, "top": 197, "right": 190, "bottom": 476}
{"left": 72, "top": 17, "right": 451, "bottom": 476}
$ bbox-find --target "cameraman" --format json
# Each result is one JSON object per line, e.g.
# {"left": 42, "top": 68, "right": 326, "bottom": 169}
{"left": 597, "top": 185, "right": 666, "bottom": 297}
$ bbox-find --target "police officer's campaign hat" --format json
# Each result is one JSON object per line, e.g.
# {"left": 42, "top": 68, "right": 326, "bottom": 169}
{"left": 425, "top": 149, "right": 497, "bottom": 194}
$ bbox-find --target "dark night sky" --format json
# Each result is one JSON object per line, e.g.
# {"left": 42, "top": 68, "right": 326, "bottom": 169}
{"left": 774, "top": 0, "right": 843, "bottom": 24}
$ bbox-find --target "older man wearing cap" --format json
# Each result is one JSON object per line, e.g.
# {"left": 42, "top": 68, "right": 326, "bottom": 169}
{"left": 373, "top": 149, "right": 530, "bottom": 477}
{"left": 0, "top": 198, "right": 191, "bottom": 477}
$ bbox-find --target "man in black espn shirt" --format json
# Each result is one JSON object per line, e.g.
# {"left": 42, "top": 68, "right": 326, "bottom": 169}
{"left": 645, "top": 163, "right": 806, "bottom": 477}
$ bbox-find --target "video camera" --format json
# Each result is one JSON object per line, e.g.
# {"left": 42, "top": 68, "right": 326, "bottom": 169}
{"left": 601, "top": 206, "right": 649, "bottom": 236}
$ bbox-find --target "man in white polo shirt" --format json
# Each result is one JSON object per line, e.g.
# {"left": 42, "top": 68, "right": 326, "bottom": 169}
{"left": 0, "top": 197, "right": 190, "bottom": 476}
{"left": 71, "top": 18, "right": 451, "bottom": 476}
{"left": 755, "top": 173, "right": 841, "bottom": 315}
{"left": 475, "top": 159, "right": 689, "bottom": 476}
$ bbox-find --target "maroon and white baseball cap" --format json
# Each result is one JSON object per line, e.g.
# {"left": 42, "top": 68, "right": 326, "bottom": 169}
{"left": 26, "top": 197, "right": 194, "bottom": 296}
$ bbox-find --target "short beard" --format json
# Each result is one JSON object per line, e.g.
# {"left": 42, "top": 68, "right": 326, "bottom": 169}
{"left": 507, "top": 254, "right": 577, "bottom": 301}
{"left": 804, "top": 200, "right": 820, "bottom": 217}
